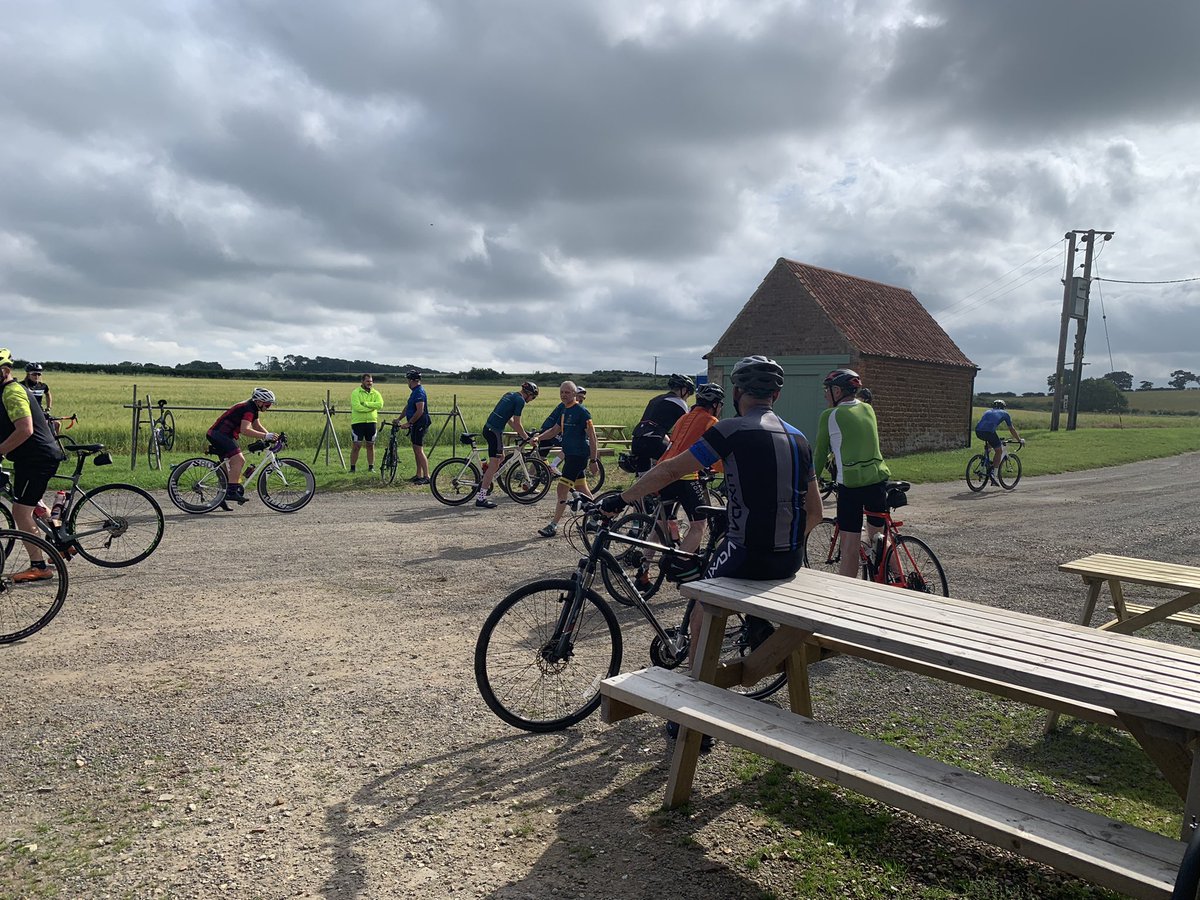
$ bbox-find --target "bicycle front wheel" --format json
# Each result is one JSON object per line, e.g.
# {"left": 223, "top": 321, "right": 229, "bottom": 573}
{"left": 884, "top": 535, "right": 949, "bottom": 596}
{"left": 0, "top": 529, "right": 69, "bottom": 644}
{"left": 380, "top": 441, "right": 399, "bottom": 485}
{"left": 167, "top": 458, "right": 227, "bottom": 514}
{"left": 804, "top": 518, "right": 841, "bottom": 573}
{"left": 68, "top": 485, "right": 165, "bottom": 567}
{"left": 502, "top": 455, "right": 553, "bottom": 505}
{"left": 998, "top": 454, "right": 1022, "bottom": 490}
{"left": 147, "top": 432, "right": 162, "bottom": 470}
{"left": 965, "top": 455, "right": 988, "bottom": 493}
{"left": 160, "top": 411, "right": 175, "bottom": 451}
{"left": 430, "top": 458, "right": 481, "bottom": 506}
{"left": 600, "top": 512, "right": 666, "bottom": 605}
{"left": 474, "top": 578, "right": 622, "bottom": 732}
{"left": 0, "top": 502, "right": 15, "bottom": 558}
{"left": 257, "top": 459, "right": 316, "bottom": 512}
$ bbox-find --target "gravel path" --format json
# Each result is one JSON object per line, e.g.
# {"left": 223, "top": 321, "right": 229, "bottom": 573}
{"left": 3, "top": 452, "right": 1200, "bottom": 899}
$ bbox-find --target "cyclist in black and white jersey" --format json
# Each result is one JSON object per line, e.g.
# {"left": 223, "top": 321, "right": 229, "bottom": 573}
{"left": 630, "top": 373, "right": 694, "bottom": 474}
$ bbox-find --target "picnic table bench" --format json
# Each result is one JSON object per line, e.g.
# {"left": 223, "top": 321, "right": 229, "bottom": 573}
{"left": 1063, "top": 553, "right": 1200, "bottom": 634}
{"left": 599, "top": 568, "right": 1200, "bottom": 899}
{"left": 504, "top": 425, "right": 630, "bottom": 455}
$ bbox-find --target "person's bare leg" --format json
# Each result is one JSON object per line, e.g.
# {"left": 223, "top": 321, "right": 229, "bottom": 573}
{"left": 838, "top": 531, "right": 861, "bottom": 578}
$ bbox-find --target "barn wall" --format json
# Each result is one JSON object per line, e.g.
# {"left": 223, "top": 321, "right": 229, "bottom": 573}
{"left": 856, "top": 356, "right": 976, "bottom": 455}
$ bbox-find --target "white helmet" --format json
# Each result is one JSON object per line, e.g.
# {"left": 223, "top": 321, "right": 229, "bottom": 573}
{"left": 251, "top": 388, "right": 276, "bottom": 404}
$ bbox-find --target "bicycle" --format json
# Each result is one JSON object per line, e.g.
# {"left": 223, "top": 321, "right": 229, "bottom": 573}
{"left": 965, "top": 439, "right": 1024, "bottom": 493}
{"left": 804, "top": 481, "right": 948, "bottom": 595}
{"left": 379, "top": 421, "right": 404, "bottom": 485}
{"left": 474, "top": 498, "right": 786, "bottom": 732}
{"left": 428, "top": 433, "right": 552, "bottom": 506}
{"left": 818, "top": 455, "right": 837, "bottom": 499}
{"left": 0, "top": 440, "right": 165, "bottom": 568}
{"left": 0, "top": 529, "right": 69, "bottom": 644}
{"left": 166, "top": 433, "right": 316, "bottom": 514}
{"left": 146, "top": 400, "right": 176, "bottom": 471}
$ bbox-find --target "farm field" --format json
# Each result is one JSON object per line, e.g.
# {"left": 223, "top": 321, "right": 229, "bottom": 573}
{"left": 4, "top": 453, "right": 1200, "bottom": 898}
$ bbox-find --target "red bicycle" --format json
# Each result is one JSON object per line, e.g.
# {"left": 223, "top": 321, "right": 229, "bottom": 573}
{"left": 804, "top": 481, "right": 948, "bottom": 595}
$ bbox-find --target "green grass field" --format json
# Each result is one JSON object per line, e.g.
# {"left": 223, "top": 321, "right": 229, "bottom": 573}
{"left": 984, "top": 389, "right": 1200, "bottom": 417}
{"left": 21, "top": 375, "right": 1200, "bottom": 493}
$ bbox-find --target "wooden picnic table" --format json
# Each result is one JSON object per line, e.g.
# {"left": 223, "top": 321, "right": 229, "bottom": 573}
{"left": 504, "top": 425, "right": 630, "bottom": 453}
{"left": 1062, "top": 553, "right": 1200, "bottom": 634}
{"left": 600, "top": 568, "right": 1200, "bottom": 899}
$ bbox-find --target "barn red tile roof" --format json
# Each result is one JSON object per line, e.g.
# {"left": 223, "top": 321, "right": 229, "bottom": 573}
{"left": 782, "top": 258, "right": 976, "bottom": 369}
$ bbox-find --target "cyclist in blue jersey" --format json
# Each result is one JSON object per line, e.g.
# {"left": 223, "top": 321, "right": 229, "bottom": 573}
{"left": 397, "top": 370, "right": 432, "bottom": 484}
{"left": 535, "top": 381, "right": 599, "bottom": 537}
{"left": 475, "top": 381, "right": 538, "bottom": 509}
{"left": 975, "top": 400, "right": 1023, "bottom": 485}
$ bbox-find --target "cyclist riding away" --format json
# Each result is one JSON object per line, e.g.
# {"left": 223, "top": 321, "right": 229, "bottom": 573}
{"left": 476, "top": 381, "right": 538, "bottom": 509}
{"left": 0, "top": 348, "right": 67, "bottom": 581}
{"left": 535, "top": 381, "right": 599, "bottom": 537}
{"left": 602, "top": 356, "right": 822, "bottom": 749}
{"left": 21, "top": 362, "right": 52, "bottom": 414}
{"left": 813, "top": 368, "right": 891, "bottom": 579}
{"left": 630, "top": 373, "right": 694, "bottom": 474}
{"left": 654, "top": 382, "right": 726, "bottom": 556}
{"left": 207, "top": 388, "right": 278, "bottom": 505}
{"left": 975, "top": 400, "right": 1024, "bottom": 486}
{"left": 398, "top": 370, "right": 432, "bottom": 484}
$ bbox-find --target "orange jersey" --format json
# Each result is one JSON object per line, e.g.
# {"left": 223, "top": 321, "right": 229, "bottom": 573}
{"left": 660, "top": 407, "right": 723, "bottom": 478}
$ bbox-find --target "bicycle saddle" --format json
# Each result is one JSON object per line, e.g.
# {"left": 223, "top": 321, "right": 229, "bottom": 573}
{"left": 61, "top": 443, "right": 105, "bottom": 454}
{"left": 459, "top": 432, "right": 478, "bottom": 445}
{"left": 886, "top": 481, "right": 911, "bottom": 493}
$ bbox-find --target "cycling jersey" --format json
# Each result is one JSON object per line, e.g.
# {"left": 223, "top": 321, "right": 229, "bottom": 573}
{"left": 485, "top": 391, "right": 526, "bottom": 432}
{"left": 21, "top": 377, "right": 50, "bottom": 411}
{"left": 0, "top": 381, "right": 66, "bottom": 466}
{"left": 975, "top": 409, "right": 1013, "bottom": 432}
{"left": 688, "top": 405, "right": 815, "bottom": 553}
{"left": 632, "top": 392, "right": 688, "bottom": 465}
{"left": 404, "top": 385, "right": 431, "bottom": 426}
{"left": 209, "top": 400, "right": 259, "bottom": 439}
{"left": 660, "top": 406, "right": 721, "bottom": 480}
{"left": 814, "top": 399, "right": 890, "bottom": 490}
{"left": 559, "top": 403, "right": 592, "bottom": 457}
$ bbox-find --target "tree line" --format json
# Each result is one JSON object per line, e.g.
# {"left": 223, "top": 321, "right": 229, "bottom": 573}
{"left": 1046, "top": 370, "right": 1200, "bottom": 393}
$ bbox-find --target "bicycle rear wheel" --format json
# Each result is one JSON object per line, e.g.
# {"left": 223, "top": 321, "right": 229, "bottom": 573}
{"left": 884, "top": 535, "right": 949, "bottom": 596}
{"left": 998, "top": 454, "right": 1022, "bottom": 490}
{"left": 502, "top": 455, "right": 552, "bottom": 505}
{"left": 600, "top": 512, "right": 666, "bottom": 605}
{"left": 167, "top": 458, "right": 227, "bottom": 514}
{"left": 68, "top": 484, "right": 165, "bottom": 567}
{"left": 652, "top": 603, "right": 786, "bottom": 700}
{"left": 430, "top": 457, "right": 480, "bottom": 506}
{"left": 965, "top": 454, "right": 988, "bottom": 492}
{"left": 0, "top": 502, "right": 15, "bottom": 558}
{"left": 474, "top": 578, "right": 622, "bottom": 732}
{"left": 160, "top": 411, "right": 175, "bottom": 451}
{"left": 0, "top": 529, "right": 69, "bottom": 644}
{"left": 804, "top": 518, "right": 841, "bottom": 573}
{"left": 147, "top": 431, "right": 162, "bottom": 470}
{"left": 257, "top": 459, "right": 316, "bottom": 512}
{"left": 583, "top": 458, "right": 605, "bottom": 493}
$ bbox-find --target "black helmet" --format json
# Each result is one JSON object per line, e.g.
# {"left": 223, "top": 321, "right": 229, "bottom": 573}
{"left": 667, "top": 373, "right": 695, "bottom": 394}
{"left": 406, "top": 370, "right": 422, "bottom": 380}
{"left": 823, "top": 368, "right": 862, "bottom": 392}
{"left": 731, "top": 356, "right": 784, "bottom": 396}
{"left": 695, "top": 383, "right": 725, "bottom": 406}
{"left": 521, "top": 381, "right": 539, "bottom": 398}
{"left": 25, "top": 361, "right": 43, "bottom": 373}
{"left": 992, "top": 399, "right": 1006, "bottom": 410}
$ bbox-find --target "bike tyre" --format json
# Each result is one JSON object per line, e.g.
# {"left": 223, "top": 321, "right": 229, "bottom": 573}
{"left": 0, "top": 529, "right": 69, "bottom": 644}
{"left": 965, "top": 455, "right": 988, "bottom": 493}
{"left": 884, "top": 535, "right": 949, "bottom": 597}
{"left": 147, "top": 432, "right": 162, "bottom": 470}
{"left": 257, "top": 459, "right": 316, "bottom": 512}
{"left": 430, "top": 458, "right": 481, "bottom": 506}
{"left": 68, "top": 484, "right": 165, "bottom": 567}
{"left": 502, "top": 455, "right": 553, "bottom": 505}
{"left": 600, "top": 512, "right": 666, "bottom": 605}
{"left": 998, "top": 454, "right": 1022, "bottom": 491}
{"left": 804, "top": 518, "right": 841, "bottom": 573}
{"left": 0, "top": 502, "right": 15, "bottom": 558}
{"left": 380, "top": 442, "right": 399, "bottom": 485}
{"left": 583, "top": 458, "right": 606, "bottom": 494}
{"left": 474, "top": 577, "right": 622, "bottom": 732}
{"left": 167, "top": 458, "right": 227, "bottom": 514}
{"left": 672, "top": 600, "right": 787, "bottom": 700}
{"left": 161, "top": 411, "right": 176, "bottom": 451}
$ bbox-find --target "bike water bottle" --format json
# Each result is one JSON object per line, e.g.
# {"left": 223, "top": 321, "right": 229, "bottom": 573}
{"left": 50, "top": 490, "right": 68, "bottom": 526}
{"left": 244, "top": 464, "right": 256, "bottom": 479}
{"left": 872, "top": 534, "right": 885, "bottom": 564}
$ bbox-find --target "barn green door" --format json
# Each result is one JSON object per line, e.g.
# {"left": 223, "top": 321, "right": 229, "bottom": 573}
{"left": 710, "top": 355, "right": 848, "bottom": 442}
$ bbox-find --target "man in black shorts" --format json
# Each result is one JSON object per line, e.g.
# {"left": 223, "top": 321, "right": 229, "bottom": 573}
{"left": 631, "top": 373, "right": 694, "bottom": 474}
{"left": 0, "top": 348, "right": 67, "bottom": 581}
{"left": 397, "top": 370, "right": 432, "bottom": 484}
{"left": 601, "top": 356, "right": 823, "bottom": 745}
{"left": 476, "top": 381, "right": 538, "bottom": 508}
{"left": 207, "top": 388, "right": 278, "bottom": 503}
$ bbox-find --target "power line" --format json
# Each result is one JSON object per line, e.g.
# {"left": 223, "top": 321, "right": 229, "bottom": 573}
{"left": 939, "top": 238, "right": 1066, "bottom": 318}
{"left": 939, "top": 257, "right": 1064, "bottom": 325}
{"left": 1095, "top": 275, "right": 1200, "bottom": 284}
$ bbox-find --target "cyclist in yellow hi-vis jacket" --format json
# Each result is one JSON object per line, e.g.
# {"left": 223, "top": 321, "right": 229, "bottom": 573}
{"left": 349, "top": 374, "right": 384, "bottom": 473}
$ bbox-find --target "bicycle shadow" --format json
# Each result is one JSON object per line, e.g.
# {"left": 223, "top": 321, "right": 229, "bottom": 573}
{"left": 435, "top": 538, "right": 545, "bottom": 562}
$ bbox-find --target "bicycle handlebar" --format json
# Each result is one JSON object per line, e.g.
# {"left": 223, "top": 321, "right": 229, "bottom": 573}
{"left": 48, "top": 413, "right": 77, "bottom": 430}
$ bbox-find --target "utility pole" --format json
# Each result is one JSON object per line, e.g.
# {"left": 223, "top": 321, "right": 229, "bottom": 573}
{"left": 1050, "top": 229, "right": 1113, "bottom": 431}
{"left": 653, "top": 356, "right": 658, "bottom": 377}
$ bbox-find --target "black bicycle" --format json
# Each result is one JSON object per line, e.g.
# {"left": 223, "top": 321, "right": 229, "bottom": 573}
{"left": 474, "top": 499, "right": 786, "bottom": 732}
{"left": 379, "top": 421, "right": 403, "bottom": 485}
{"left": 0, "top": 528, "right": 69, "bottom": 644}
{"left": 146, "top": 400, "right": 176, "bottom": 471}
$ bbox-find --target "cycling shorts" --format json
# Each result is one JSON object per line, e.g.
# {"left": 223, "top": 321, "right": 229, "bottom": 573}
{"left": 703, "top": 538, "right": 804, "bottom": 649}
{"left": 351, "top": 422, "right": 378, "bottom": 443}
{"left": 559, "top": 454, "right": 588, "bottom": 484}
{"left": 835, "top": 480, "right": 888, "bottom": 533}
{"left": 484, "top": 427, "right": 504, "bottom": 459}
{"left": 9, "top": 460, "right": 60, "bottom": 507}
{"left": 658, "top": 479, "right": 707, "bottom": 522}
{"left": 408, "top": 421, "right": 428, "bottom": 447}
{"left": 975, "top": 428, "right": 1002, "bottom": 448}
{"left": 206, "top": 430, "right": 242, "bottom": 461}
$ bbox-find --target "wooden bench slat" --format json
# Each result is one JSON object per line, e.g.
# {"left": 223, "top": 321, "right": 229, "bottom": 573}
{"left": 1061, "top": 554, "right": 1200, "bottom": 593}
{"left": 601, "top": 668, "right": 1184, "bottom": 900}
{"left": 1116, "top": 603, "right": 1200, "bottom": 631}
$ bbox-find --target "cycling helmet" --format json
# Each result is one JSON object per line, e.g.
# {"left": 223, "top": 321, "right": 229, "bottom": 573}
{"left": 667, "top": 373, "right": 696, "bottom": 394}
{"left": 731, "top": 356, "right": 785, "bottom": 396}
{"left": 992, "top": 399, "right": 1006, "bottom": 409}
{"left": 858, "top": 387, "right": 873, "bottom": 403}
{"left": 575, "top": 386, "right": 587, "bottom": 396}
{"left": 823, "top": 368, "right": 862, "bottom": 392}
{"left": 251, "top": 387, "right": 276, "bottom": 404}
{"left": 521, "top": 380, "right": 539, "bottom": 398}
{"left": 695, "top": 383, "right": 725, "bottom": 406}
{"left": 406, "top": 370, "right": 422, "bottom": 380}
{"left": 25, "top": 362, "right": 43, "bottom": 373}
{"left": 0, "top": 348, "right": 12, "bottom": 368}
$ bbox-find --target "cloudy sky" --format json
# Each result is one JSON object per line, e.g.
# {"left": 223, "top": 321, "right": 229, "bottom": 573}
{"left": 2, "top": 0, "right": 1198, "bottom": 391}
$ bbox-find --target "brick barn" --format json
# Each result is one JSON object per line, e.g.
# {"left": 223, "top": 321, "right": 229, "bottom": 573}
{"left": 706, "top": 258, "right": 978, "bottom": 455}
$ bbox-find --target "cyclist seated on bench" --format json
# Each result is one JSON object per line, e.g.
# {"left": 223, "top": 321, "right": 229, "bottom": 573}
{"left": 601, "top": 356, "right": 823, "bottom": 668}
{"left": 814, "top": 368, "right": 891, "bottom": 579}
{"left": 206, "top": 388, "right": 278, "bottom": 502}
{"left": 654, "top": 382, "right": 727, "bottom": 556}
{"left": 974, "top": 400, "right": 1023, "bottom": 485}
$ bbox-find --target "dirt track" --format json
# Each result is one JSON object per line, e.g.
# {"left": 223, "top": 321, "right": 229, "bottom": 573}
{"left": 3, "top": 452, "right": 1200, "bottom": 899}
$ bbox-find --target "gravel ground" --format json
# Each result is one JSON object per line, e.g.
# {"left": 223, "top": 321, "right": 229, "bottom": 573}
{"left": 3, "top": 451, "right": 1200, "bottom": 899}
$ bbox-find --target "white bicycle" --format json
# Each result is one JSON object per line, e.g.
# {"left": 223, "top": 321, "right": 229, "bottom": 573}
{"left": 167, "top": 433, "right": 315, "bottom": 514}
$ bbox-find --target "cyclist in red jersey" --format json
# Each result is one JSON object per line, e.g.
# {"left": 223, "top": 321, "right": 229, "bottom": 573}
{"left": 207, "top": 388, "right": 277, "bottom": 503}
